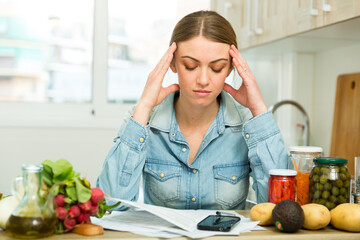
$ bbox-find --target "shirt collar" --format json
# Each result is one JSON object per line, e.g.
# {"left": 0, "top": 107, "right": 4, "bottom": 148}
{"left": 148, "top": 91, "right": 249, "bottom": 132}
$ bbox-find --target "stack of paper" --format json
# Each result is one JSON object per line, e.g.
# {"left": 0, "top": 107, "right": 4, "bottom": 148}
{"left": 91, "top": 198, "right": 264, "bottom": 238}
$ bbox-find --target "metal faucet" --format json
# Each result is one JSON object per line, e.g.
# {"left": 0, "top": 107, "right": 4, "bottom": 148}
{"left": 268, "top": 100, "right": 310, "bottom": 146}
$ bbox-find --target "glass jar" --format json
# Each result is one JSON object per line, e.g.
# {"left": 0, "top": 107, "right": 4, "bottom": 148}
{"left": 353, "top": 192, "right": 360, "bottom": 204}
{"left": 6, "top": 165, "right": 57, "bottom": 239}
{"left": 268, "top": 169, "right": 297, "bottom": 204}
{"left": 355, "top": 156, "right": 360, "bottom": 193}
{"left": 288, "top": 146, "right": 323, "bottom": 205}
{"left": 309, "top": 157, "right": 351, "bottom": 210}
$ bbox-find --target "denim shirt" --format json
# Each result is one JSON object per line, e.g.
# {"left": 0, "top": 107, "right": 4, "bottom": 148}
{"left": 97, "top": 91, "right": 288, "bottom": 210}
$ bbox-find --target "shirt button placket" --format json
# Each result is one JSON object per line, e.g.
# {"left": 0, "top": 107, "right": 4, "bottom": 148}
{"left": 189, "top": 167, "right": 199, "bottom": 208}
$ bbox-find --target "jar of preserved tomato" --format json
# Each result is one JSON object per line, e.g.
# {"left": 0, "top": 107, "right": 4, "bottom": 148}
{"left": 309, "top": 157, "right": 351, "bottom": 210}
{"left": 288, "top": 146, "right": 323, "bottom": 205}
{"left": 268, "top": 169, "right": 297, "bottom": 204}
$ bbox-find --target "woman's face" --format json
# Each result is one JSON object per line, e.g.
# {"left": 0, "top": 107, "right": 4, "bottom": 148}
{"left": 170, "top": 36, "right": 232, "bottom": 107}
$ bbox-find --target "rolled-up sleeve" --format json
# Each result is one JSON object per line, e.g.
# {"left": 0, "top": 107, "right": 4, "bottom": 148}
{"left": 97, "top": 116, "right": 149, "bottom": 209}
{"left": 242, "top": 110, "right": 288, "bottom": 203}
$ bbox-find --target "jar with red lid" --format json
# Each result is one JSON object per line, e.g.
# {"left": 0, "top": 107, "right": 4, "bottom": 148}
{"left": 268, "top": 169, "right": 297, "bottom": 204}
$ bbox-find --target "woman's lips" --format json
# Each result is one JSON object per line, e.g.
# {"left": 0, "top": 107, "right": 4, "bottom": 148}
{"left": 193, "top": 90, "right": 211, "bottom": 97}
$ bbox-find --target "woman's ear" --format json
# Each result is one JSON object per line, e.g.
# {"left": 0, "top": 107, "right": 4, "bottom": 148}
{"left": 170, "top": 59, "right": 177, "bottom": 73}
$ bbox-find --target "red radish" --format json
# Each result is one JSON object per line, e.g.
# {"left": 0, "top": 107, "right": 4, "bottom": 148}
{"left": 55, "top": 194, "right": 66, "bottom": 207}
{"left": 68, "top": 205, "right": 81, "bottom": 218}
{"left": 89, "top": 203, "right": 98, "bottom": 216}
{"left": 63, "top": 217, "right": 76, "bottom": 230}
{"left": 76, "top": 212, "right": 90, "bottom": 223}
{"left": 78, "top": 200, "right": 92, "bottom": 212}
{"left": 55, "top": 207, "right": 68, "bottom": 220}
{"left": 90, "top": 188, "right": 105, "bottom": 204}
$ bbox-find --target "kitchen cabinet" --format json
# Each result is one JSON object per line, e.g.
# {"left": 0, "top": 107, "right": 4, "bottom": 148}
{"left": 287, "top": 0, "right": 360, "bottom": 36}
{"left": 323, "top": 0, "right": 360, "bottom": 25}
{"left": 211, "top": 0, "right": 252, "bottom": 49}
{"left": 286, "top": 0, "right": 324, "bottom": 36}
{"left": 211, "top": 0, "right": 288, "bottom": 49}
{"left": 256, "top": 0, "right": 288, "bottom": 45}
{"left": 211, "top": 0, "right": 360, "bottom": 50}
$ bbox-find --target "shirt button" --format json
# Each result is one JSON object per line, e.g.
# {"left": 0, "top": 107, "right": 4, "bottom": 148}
{"left": 171, "top": 133, "right": 175, "bottom": 137}
{"left": 232, "top": 176, "right": 236, "bottom": 180}
{"left": 182, "top": 148, "right": 187, "bottom": 152}
{"left": 245, "top": 134, "right": 250, "bottom": 139}
{"left": 192, "top": 169, "right": 197, "bottom": 173}
{"left": 160, "top": 173, "right": 164, "bottom": 178}
{"left": 192, "top": 197, "right": 196, "bottom": 202}
{"left": 139, "top": 137, "right": 145, "bottom": 143}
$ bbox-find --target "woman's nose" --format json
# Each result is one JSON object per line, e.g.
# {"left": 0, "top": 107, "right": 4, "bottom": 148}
{"left": 196, "top": 68, "right": 210, "bottom": 86}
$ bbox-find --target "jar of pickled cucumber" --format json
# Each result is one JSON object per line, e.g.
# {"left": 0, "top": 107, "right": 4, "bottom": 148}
{"left": 309, "top": 157, "right": 351, "bottom": 210}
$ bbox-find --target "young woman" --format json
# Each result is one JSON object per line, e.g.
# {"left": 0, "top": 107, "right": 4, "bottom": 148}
{"left": 97, "top": 10, "right": 287, "bottom": 210}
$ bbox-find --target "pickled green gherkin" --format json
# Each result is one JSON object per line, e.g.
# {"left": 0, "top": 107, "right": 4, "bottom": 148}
{"left": 319, "top": 175, "right": 328, "bottom": 184}
{"left": 335, "top": 179, "right": 343, "bottom": 188}
{"left": 309, "top": 157, "right": 350, "bottom": 210}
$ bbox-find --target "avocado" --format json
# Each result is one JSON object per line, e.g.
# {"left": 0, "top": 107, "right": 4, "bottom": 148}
{"left": 272, "top": 200, "right": 305, "bottom": 233}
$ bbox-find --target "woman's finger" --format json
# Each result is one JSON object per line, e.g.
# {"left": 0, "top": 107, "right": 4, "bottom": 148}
{"left": 230, "top": 51, "right": 248, "bottom": 77}
{"left": 153, "top": 42, "right": 176, "bottom": 77}
{"left": 159, "top": 83, "right": 180, "bottom": 102}
{"left": 158, "top": 43, "right": 177, "bottom": 78}
{"left": 230, "top": 45, "right": 251, "bottom": 76}
{"left": 231, "top": 45, "right": 248, "bottom": 68}
{"left": 223, "top": 83, "right": 237, "bottom": 96}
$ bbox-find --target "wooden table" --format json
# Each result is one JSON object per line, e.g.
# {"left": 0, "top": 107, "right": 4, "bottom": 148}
{"left": 1, "top": 210, "right": 359, "bottom": 240}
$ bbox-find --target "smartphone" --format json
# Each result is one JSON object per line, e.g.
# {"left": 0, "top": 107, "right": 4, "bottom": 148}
{"left": 197, "top": 215, "right": 241, "bottom": 232}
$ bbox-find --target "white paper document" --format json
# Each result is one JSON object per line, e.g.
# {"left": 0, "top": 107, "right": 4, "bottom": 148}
{"left": 91, "top": 198, "right": 264, "bottom": 238}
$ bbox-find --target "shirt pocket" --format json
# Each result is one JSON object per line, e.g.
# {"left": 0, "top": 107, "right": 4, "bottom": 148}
{"left": 213, "top": 163, "right": 249, "bottom": 209}
{"left": 144, "top": 161, "right": 182, "bottom": 202}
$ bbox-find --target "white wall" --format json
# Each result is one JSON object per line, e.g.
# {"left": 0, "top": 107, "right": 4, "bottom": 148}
{"left": 312, "top": 42, "right": 360, "bottom": 155}
{"left": 244, "top": 42, "right": 360, "bottom": 156}
{"left": 0, "top": 127, "right": 117, "bottom": 194}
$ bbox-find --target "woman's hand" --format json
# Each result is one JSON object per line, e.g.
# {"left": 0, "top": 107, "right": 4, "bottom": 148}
{"left": 133, "top": 43, "right": 180, "bottom": 125}
{"left": 223, "top": 45, "right": 267, "bottom": 117}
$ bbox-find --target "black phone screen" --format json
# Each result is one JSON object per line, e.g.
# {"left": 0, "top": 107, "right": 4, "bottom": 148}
{"left": 197, "top": 215, "right": 241, "bottom": 232}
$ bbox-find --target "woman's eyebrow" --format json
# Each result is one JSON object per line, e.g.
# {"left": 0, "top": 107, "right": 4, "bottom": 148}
{"left": 181, "top": 56, "right": 228, "bottom": 63}
{"left": 181, "top": 56, "right": 200, "bottom": 62}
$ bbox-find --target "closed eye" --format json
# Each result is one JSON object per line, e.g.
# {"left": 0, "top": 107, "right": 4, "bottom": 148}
{"left": 185, "top": 66, "right": 197, "bottom": 71}
{"left": 212, "top": 68, "right": 223, "bottom": 73}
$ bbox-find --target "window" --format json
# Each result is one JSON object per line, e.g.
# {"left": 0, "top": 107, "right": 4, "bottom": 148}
{"left": 107, "top": 0, "right": 211, "bottom": 103}
{"left": 0, "top": 0, "right": 212, "bottom": 128}
{"left": 0, "top": 0, "right": 94, "bottom": 103}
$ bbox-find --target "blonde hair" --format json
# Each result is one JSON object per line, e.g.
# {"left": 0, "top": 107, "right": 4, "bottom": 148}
{"left": 170, "top": 10, "right": 237, "bottom": 48}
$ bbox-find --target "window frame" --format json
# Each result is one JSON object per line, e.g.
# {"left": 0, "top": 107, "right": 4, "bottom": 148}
{"left": 0, "top": 0, "right": 130, "bottom": 129}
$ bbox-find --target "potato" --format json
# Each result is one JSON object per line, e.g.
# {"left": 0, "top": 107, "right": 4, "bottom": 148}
{"left": 301, "top": 203, "right": 330, "bottom": 230}
{"left": 250, "top": 202, "right": 276, "bottom": 225}
{"left": 330, "top": 203, "right": 360, "bottom": 232}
